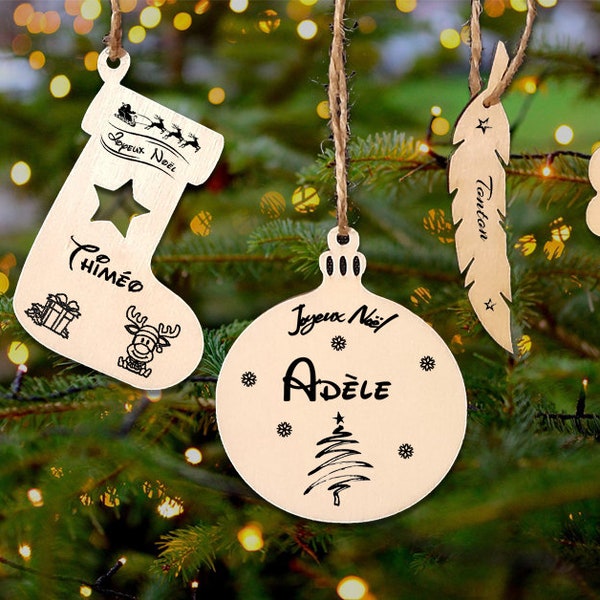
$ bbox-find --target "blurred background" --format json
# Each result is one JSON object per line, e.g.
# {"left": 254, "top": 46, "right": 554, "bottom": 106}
{"left": 3, "top": 1, "right": 600, "bottom": 599}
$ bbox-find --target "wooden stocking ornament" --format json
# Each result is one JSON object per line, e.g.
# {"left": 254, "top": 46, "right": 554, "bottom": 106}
{"left": 449, "top": 43, "right": 513, "bottom": 353}
{"left": 216, "top": 228, "right": 466, "bottom": 523}
{"left": 14, "top": 49, "right": 224, "bottom": 389}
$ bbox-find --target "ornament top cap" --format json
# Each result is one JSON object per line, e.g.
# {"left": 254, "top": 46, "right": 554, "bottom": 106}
{"left": 318, "top": 227, "right": 366, "bottom": 283}
{"left": 97, "top": 48, "right": 131, "bottom": 85}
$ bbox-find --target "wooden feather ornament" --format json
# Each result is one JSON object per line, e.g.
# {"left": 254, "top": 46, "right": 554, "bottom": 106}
{"left": 449, "top": 43, "right": 513, "bottom": 353}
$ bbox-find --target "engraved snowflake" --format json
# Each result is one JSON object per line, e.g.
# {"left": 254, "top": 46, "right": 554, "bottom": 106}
{"left": 398, "top": 443, "right": 414, "bottom": 460}
{"left": 419, "top": 355, "right": 436, "bottom": 372}
{"left": 331, "top": 335, "right": 347, "bottom": 351}
{"left": 241, "top": 371, "right": 257, "bottom": 387}
{"left": 276, "top": 421, "right": 293, "bottom": 438}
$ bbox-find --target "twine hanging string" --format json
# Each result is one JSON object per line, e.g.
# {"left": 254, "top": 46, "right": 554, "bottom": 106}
{"left": 468, "top": 0, "right": 536, "bottom": 105}
{"left": 103, "top": 0, "right": 125, "bottom": 61}
{"left": 328, "top": 0, "right": 350, "bottom": 237}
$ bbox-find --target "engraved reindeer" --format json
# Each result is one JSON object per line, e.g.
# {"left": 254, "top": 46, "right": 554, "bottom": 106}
{"left": 164, "top": 124, "right": 184, "bottom": 145}
{"left": 180, "top": 133, "right": 201, "bottom": 153}
{"left": 118, "top": 306, "right": 181, "bottom": 378}
{"left": 145, "top": 115, "right": 166, "bottom": 134}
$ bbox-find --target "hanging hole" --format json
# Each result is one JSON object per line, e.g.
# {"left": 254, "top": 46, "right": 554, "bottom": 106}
{"left": 339, "top": 256, "right": 347, "bottom": 276}
{"left": 337, "top": 234, "right": 350, "bottom": 245}
{"left": 106, "top": 56, "right": 122, "bottom": 70}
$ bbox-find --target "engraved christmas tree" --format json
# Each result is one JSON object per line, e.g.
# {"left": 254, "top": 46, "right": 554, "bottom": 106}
{"left": 304, "top": 412, "right": 373, "bottom": 507}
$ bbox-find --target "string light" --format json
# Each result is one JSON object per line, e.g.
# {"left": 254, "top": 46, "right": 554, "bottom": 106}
{"left": 297, "top": 19, "right": 318, "bottom": 40}
{"left": 430, "top": 105, "right": 442, "bottom": 117}
{"left": 147, "top": 390, "right": 162, "bottom": 403}
{"left": 49, "top": 74, "right": 71, "bottom": 98}
{"left": 157, "top": 496, "right": 184, "bottom": 518}
{"left": 79, "top": 585, "right": 93, "bottom": 598}
{"left": 10, "top": 160, "right": 31, "bottom": 185}
{"left": 27, "top": 488, "right": 44, "bottom": 507}
{"left": 18, "top": 544, "right": 32, "bottom": 560}
{"left": 237, "top": 523, "right": 264, "bottom": 551}
{"left": 173, "top": 12, "right": 192, "bottom": 31}
{"left": 184, "top": 447, "right": 203, "bottom": 464}
{"left": 337, "top": 575, "right": 369, "bottom": 600}
{"left": 418, "top": 141, "right": 430, "bottom": 153}
{"left": 541, "top": 154, "right": 554, "bottom": 177}
{"left": 11, "top": 363, "right": 28, "bottom": 395}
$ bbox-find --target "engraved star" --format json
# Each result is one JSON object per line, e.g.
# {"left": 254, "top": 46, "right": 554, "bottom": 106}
{"left": 485, "top": 298, "right": 496, "bottom": 311}
{"left": 333, "top": 412, "right": 344, "bottom": 424}
{"left": 476, "top": 117, "right": 492, "bottom": 134}
{"left": 91, "top": 180, "right": 149, "bottom": 238}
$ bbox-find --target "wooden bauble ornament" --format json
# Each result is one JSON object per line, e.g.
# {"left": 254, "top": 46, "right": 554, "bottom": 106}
{"left": 14, "top": 49, "right": 224, "bottom": 389}
{"left": 449, "top": 43, "right": 513, "bottom": 353}
{"left": 216, "top": 228, "right": 466, "bottom": 523}
{"left": 586, "top": 147, "right": 600, "bottom": 237}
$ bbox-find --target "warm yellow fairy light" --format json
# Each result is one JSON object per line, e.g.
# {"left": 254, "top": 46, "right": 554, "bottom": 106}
{"left": 18, "top": 544, "right": 32, "bottom": 560}
{"left": 29, "top": 50, "right": 45, "bottom": 70}
{"left": 510, "top": 0, "right": 527, "bottom": 11}
{"left": 50, "top": 74, "right": 71, "bottom": 98}
{"left": 7, "top": 341, "right": 29, "bottom": 365}
{"left": 100, "top": 486, "right": 120, "bottom": 507}
{"left": 541, "top": 165, "right": 552, "bottom": 177}
{"left": 84, "top": 50, "right": 98, "bottom": 71}
{"left": 140, "top": 6, "right": 161, "bottom": 28}
{"left": 292, "top": 186, "right": 320, "bottom": 213}
{"left": 118, "top": 557, "right": 127, "bottom": 565}
{"left": 14, "top": 3, "right": 34, "bottom": 27}
{"left": 337, "top": 576, "right": 369, "bottom": 600}
{"left": 191, "top": 581, "right": 199, "bottom": 589}
{"left": 396, "top": 0, "right": 417, "bottom": 12}
{"left": 80, "top": 585, "right": 93, "bottom": 598}
{"left": 147, "top": 390, "right": 162, "bottom": 402}
{"left": 258, "top": 9, "right": 281, "bottom": 34}
{"left": 0, "top": 273, "right": 9, "bottom": 295}
{"left": 80, "top": 0, "right": 101, "bottom": 20}
{"left": 208, "top": 87, "right": 226, "bottom": 105}
{"left": 229, "top": 0, "right": 248, "bottom": 13}
{"left": 297, "top": 19, "right": 318, "bottom": 40}
{"left": 73, "top": 16, "right": 94, "bottom": 35}
{"left": 522, "top": 77, "right": 537, "bottom": 94}
{"left": 514, "top": 233, "right": 537, "bottom": 256}
{"left": 50, "top": 466, "right": 64, "bottom": 478}
{"left": 79, "top": 492, "right": 93, "bottom": 506}
{"left": 173, "top": 12, "right": 192, "bottom": 31}
{"left": 128, "top": 25, "right": 146, "bottom": 44}
{"left": 430, "top": 105, "right": 442, "bottom": 117}
{"left": 42, "top": 12, "right": 61, "bottom": 34}
{"left": 554, "top": 124, "right": 574, "bottom": 145}
{"left": 27, "top": 488, "right": 44, "bottom": 507}
{"left": 537, "top": 0, "right": 557, "bottom": 6}
{"left": 440, "top": 28, "right": 460, "bottom": 49}
{"left": 431, "top": 117, "right": 450, "bottom": 136}
{"left": 157, "top": 496, "right": 184, "bottom": 518}
{"left": 11, "top": 161, "right": 31, "bottom": 185}
{"left": 195, "top": 1, "right": 210, "bottom": 15}
{"left": 185, "top": 447, "right": 203, "bottom": 465}
{"left": 418, "top": 141, "right": 430, "bottom": 153}
{"left": 316, "top": 100, "right": 330, "bottom": 119}
{"left": 237, "top": 523, "right": 264, "bottom": 551}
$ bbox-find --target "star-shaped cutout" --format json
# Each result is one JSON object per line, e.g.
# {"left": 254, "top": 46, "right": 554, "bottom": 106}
{"left": 485, "top": 298, "right": 496, "bottom": 311}
{"left": 333, "top": 412, "right": 344, "bottom": 425}
{"left": 476, "top": 117, "right": 492, "bottom": 134}
{"left": 91, "top": 180, "right": 149, "bottom": 238}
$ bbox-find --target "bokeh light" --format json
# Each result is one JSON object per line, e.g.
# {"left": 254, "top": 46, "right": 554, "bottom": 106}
{"left": 440, "top": 28, "right": 460, "bottom": 49}
{"left": 120, "top": 0, "right": 137, "bottom": 12}
{"left": 50, "top": 74, "right": 71, "bottom": 98}
{"left": 195, "top": 1, "right": 210, "bottom": 15}
{"left": 157, "top": 496, "right": 184, "bottom": 518}
{"left": 510, "top": 0, "right": 527, "bottom": 11}
{"left": 73, "top": 16, "right": 94, "bottom": 35}
{"left": 27, "top": 488, "right": 44, "bottom": 507}
{"left": 173, "top": 12, "right": 192, "bottom": 31}
{"left": 43, "top": 11, "right": 61, "bottom": 34}
{"left": 521, "top": 77, "right": 537, "bottom": 94}
{"left": 0, "top": 273, "right": 9, "bottom": 295}
{"left": 258, "top": 9, "right": 280, "bottom": 34}
{"left": 80, "top": 0, "right": 101, "bottom": 20}
{"left": 11, "top": 161, "right": 31, "bottom": 185}
{"left": 260, "top": 191, "right": 286, "bottom": 218}
{"left": 147, "top": 390, "right": 162, "bottom": 402}
{"left": 80, "top": 585, "right": 93, "bottom": 598}
{"left": 537, "top": 0, "right": 557, "bottom": 6}
{"left": 431, "top": 117, "right": 450, "bottom": 136}
{"left": 64, "top": 0, "right": 82, "bottom": 17}
{"left": 190, "top": 211, "right": 212, "bottom": 236}
{"left": 18, "top": 544, "right": 32, "bottom": 560}
{"left": 29, "top": 50, "right": 45, "bottom": 70}
{"left": 316, "top": 100, "right": 330, "bottom": 119}
{"left": 357, "top": 15, "right": 377, "bottom": 34}
{"left": 14, "top": 3, "right": 34, "bottom": 27}
{"left": 515, "top": 233, "right": 537, "bottom": 256}
{"left": 430, "top": 105, "right": 442, "bottom": 117}
{"left": 128, "top": 25, "right": 146, "bottom": 44}
{"left": 337, "top": 575, "right": 369, "bottom": 600}
{"left": 140, "top": 6, "right": 161, "bottom": 28}
{"left": 208, "top": 87, "right": 226, "bottom": 105}
{"left": 84, "top": 50, "right": 98, "bottom": 71}
{"left": 12, "top": 34, "right": 32, "bottom": 55}
{"left": 229, "top": 0, "right": 248, "bottom": 13}
{"left": 292, "top": 186, "right": 320, "bottom": 213}
{"left": 237, "top": 523, "right": 264, "bottom": 551}
{"left": 396, "top": 0, "right": 417, "bottom": 12}
{"left": 297, "top": 19, "right": 318, "bottom": 40}
{"left": 554, "top": 124, "right": 574, "bottom": 145}
{"left": 484, "top": 0, "right": 505, "bottom": 17}
{"left": 185, "top": 447, "right": 203, "bottom": 465}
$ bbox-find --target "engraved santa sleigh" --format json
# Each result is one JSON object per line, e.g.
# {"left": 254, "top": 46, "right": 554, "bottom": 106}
{"left": 14, "top": 50, "right": 224, "bottom": 389}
